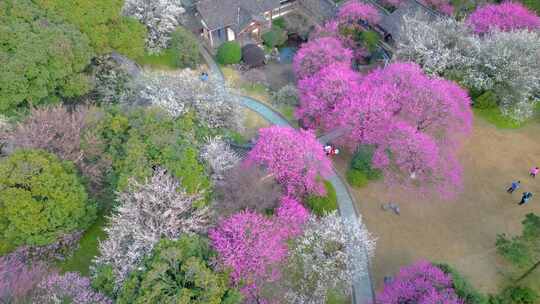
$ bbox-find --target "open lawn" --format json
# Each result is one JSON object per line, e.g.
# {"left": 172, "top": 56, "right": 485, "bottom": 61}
{"left": 241, "top": 108, "right": 271, "bottom": 139}
{"left": 334, "top": 117, "right": 540, "bottom": 294}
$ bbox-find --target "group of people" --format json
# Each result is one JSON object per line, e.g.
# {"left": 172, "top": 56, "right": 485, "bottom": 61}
{"left": 324, "top": 144, "right": 340, "bottom": 157}
{"left": 507, "top": 166, "right": 538, "bottom": 205}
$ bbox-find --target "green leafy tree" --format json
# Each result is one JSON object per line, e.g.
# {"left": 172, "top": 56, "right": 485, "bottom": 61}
{"left": 360, "top": 30, "right": 380, "bottom": 53}
{"left": 496, "top": 213, "right": 540, "bottom": 282}
{"left": 436, "top": 263, "right": 488, "bottom": 304}
{"left": 0, "top": 0, "right": 94, "bottom": 114}
{"left": 170, "top": 27, "right": 201, "bottom": 68}
{"left": 521, "top": 0, "right": 540, "bottom": 14}
{"left": 34, "top": 0, "right": 147, "bottom": 59}
{"left": 216, "top": 42, "right": 241, "bottom": 65}
{"left": 0, "top": 150, "right": 95, "bottom": 254}
{"left": 117, "top": 235, "right": 242, "bottom": 304}
{"left": 262, "top": 27, "right": 287, "bottom": 48}
{"left": 90, "top": 107, "right": 210, "bottom": 193}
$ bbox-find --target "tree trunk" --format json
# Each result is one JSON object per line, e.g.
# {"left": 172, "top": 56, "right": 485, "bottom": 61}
{"left": 516, "top": 260, "right": 540, "bottom": 283}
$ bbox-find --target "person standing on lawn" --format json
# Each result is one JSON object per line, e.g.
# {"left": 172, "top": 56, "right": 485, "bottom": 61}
{"left": 507, "top": 180, "right": 521, "bottom": 193}
{"left": 519, "top": 192, "right": 533, "bottom": 205}
{"left": 530, "top": 167, "right": 539, "bottom": 178}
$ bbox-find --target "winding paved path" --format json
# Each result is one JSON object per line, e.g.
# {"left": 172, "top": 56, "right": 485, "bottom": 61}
{"left": 200, "top": 45, "right": 375, "bottom": 304}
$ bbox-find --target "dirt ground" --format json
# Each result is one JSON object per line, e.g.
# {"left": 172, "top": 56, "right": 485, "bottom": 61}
{"left": 333, "top": 117, "right": 540, "bottom": 294}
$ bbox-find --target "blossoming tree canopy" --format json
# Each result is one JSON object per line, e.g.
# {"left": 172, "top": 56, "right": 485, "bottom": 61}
{"left": 356, "top": 63, "right": 473, "bottom": 145}
{"left": 337, "top": 62, "right": 472, "bottom": 198}
{"left": 296, "top": 63, "right": 362, "bottom": 130}
{"left": 275, "top": 196, "right": 309, "bottom": 236}
{"left": 375, "top": 260, "right": 462, "bottom": 304}
{"left": 246, "top": 126, "right": 332, "bottom": 197}
{"left": 293, "top": 36, "right": 353, "bottom": 80}
{"left": 338, "top": 1, "right": 381, "bottom": 25}
{"left": 467, "top": 2, "right": 540, "bottom": 34}
{"left": 209, "top": 208, "right": 305, "bottom": 301}
{"left": 371, "top": 121, "right": 464, "bottom": 198}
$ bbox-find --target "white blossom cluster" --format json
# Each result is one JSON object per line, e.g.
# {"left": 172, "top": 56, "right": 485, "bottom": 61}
{"left": 397, "top": 13, "right": 476, "bottom": 75}
{"left": 93, "top": 169, "right": 210, "bottom": 288}
{"left": 397, "top": 13, "right": 540, "bottom": 122}
{"left": 271, "top": 84, "right": 299, "bottom": 107}
{"left": 134, "top": 69, "right": 244, "bottom": 131}
{"left": 281, "top": 212, "right": 376, "bottom": 304}
{"left": 461, "top": 30, "right": 540, "bottom": 121}
{"left": 122, "top": 0, "right": 185, "bottom": 53}
{"left": 91, "top": 54, "right": 139, "bottom": 104}
{"left": 200, "top": 137, "right": 240, "bottom": 182}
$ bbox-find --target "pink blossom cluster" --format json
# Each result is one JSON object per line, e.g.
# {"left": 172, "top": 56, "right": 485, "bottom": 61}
{"left": 338, "top": 1, "right": 382, "bottom": 25}
{"left": 344, "top": 63, "right": 472, "bottom": 198}
{"left": 467, "top": 2, "right": 540, "bottom": 34}
{"left": 246, "top": 126, "right": 332, "bottom": 198}
{"left": 37, "top": 272, "right": 112, "bottom": 304}
{"left": 209, "top": 197, "right": 308, "bottom": 302}
{"left": 312, "top": 20, "right": 370, "bottom": 61}
{"left": 296, "top": 63, "right": 361, "bottom": 129}
{"left": 275, "top": 196, "right": 310, "bottom": 236}
{"left": 0, "top": 251, "right": 111, "bottom": 303}
{"left": 0, "top": 252, "right": 48, "bottom": 301}
{"left": 293, "top": 37, "right": 353, "bottom": 80}
{"left": 308, "top": 1, "right": 380, "bottom": 62}
{"left": 376, "top": 260, "right": 463, "bottom": 304}
{"left": 297, "top": 62, "right": 472, "bottom": 198}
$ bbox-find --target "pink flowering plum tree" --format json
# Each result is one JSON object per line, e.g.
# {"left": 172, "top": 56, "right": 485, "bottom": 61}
{"left": 0, "top": 252, "right": 48, "bottom": 302}
{"left": 370, "top": 122, "right": 463, "bottom": 197}
{"left": 337, "top": 62, "right": 472, "bottom": 198}
{"left": 296, "top": 63, "right": 362, "bottom": 129}
{"left": 209, "top": 199, "right": 308, "bottom": 302}
{"left": 375, "top": 260, "right": 462, "bottom": 304}
{"left": 246, "top": 126, "right": 332, "bottom": 198}
{"left": 275, "top": 196, "right": 310, "bottom": 236}
{"left": 293, "top": 37, "right": 353, "bottom": 80}
{"left": 311, "top": 20, "right": 339, "bottom": 39}
{"left": 35, "top": 272, "right": 112, "bottom": 304}
{"left": 310, "top": 20, "right": 369, "bottom": 61}
{"left": 338, "top": 1, "right": 381, "bottom": 25}
{"left": 467, "top": 2, "right": 540, "bottom": 34}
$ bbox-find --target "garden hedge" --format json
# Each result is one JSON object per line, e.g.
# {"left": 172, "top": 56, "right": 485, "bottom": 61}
{"left": 306, "top": 180, "right": 338, "bottom": 216}
{"left": 262, "top": 27, "right": 287, "bottom": 48}
{"left": 170, "top": 26, "right": 201, "bottom": 68}
{"left": 435, "top": 263, "right": 488, "bottom": 304}
{"left": 347, "top": 145, "right": 382, "bottom": 188}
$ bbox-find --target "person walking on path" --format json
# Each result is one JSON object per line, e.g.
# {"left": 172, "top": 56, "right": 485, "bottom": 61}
{"left": 519, "top": 192, "right": 533, "bottom": 205}
{"left": 200, "top": 71, "right": 209, "bottom": 82}
{"left": 530, "top": 167, "right": 539, "bottom": 178}
{"left": 507, "top": 181, "right": 521, "bottom": 193}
